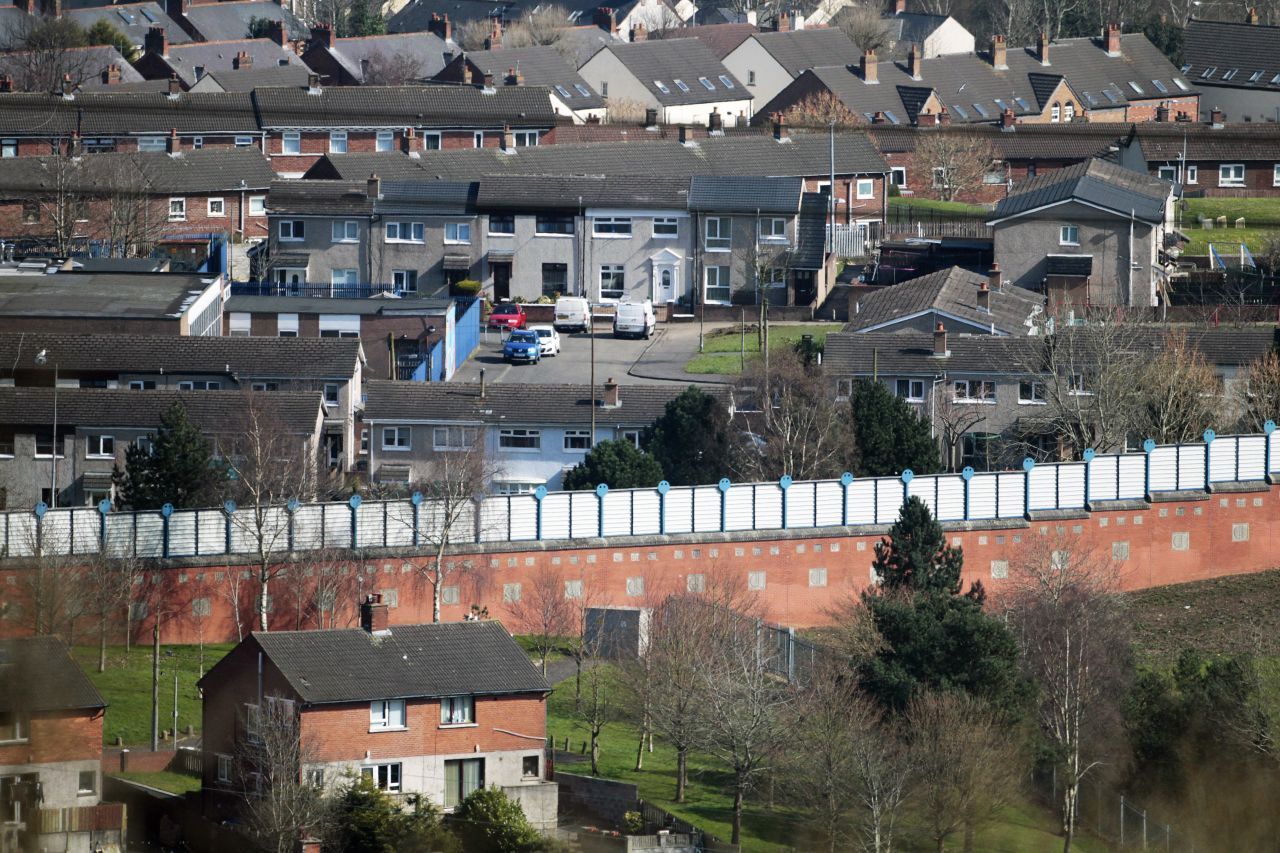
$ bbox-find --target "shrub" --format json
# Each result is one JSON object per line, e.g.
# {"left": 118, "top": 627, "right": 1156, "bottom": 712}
{"left": 452, "top": 278, "right": 482, "bottom": 296}
{"left": 451, "top": 787, "right": 542, "bottom": 852}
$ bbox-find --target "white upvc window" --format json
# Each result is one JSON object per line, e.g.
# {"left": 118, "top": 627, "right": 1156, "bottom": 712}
{"left": 282, "top": 131, "right": 301, "bottom": 154}
{"left": 599, "top": 264, "right": 625, "bottom": 301}
{"left": 890, "top": 166, "right": 907, "bottom": 186}
{"left": 137, "top": 135, "right": 166, "bottom": 152}
{"left": 361, "top": 763, "right": 401, "bottom": 792}
{"left": 705, "top": 216, "right": 730, "bottom": 250}
{"left": 328, "top": 131, "right": 347, "bottom": 153}
{"left": 216, "top": 753, "right": 232, "bottom": 783}
{"left": 207, "top": 197, "right": 225, "bottom": 216}
{"left": 385, "top": 221, "right": 425, "bottom": 243}
{"left": 168, "top": 197, "right": 186, "bottom": 221}
{"left": 1157, "top": 166, "right": 1177, "bottom": 181}
{"left": 432, "top": 426, "right": 478, "bottom": 450}
{"left": 277, "top": 313, "right": 299, "bottom": 336}
{"left": 376, "top": 130, "right": 394, "bottom": 151}
{"left": 1219, "top": 163, "right": 1245, "bottom": 187}
{"left": 894, "top": 379, "right": 924, "bottom": 401}
{"left": 1051, "top": 104, "right": 1061, "bottom": 122}
{"left": 473, "top": 131, "right": 485, "bottom": 148}
{"left": 369, "top": 699, "right": 406, "bottom": 731}
{"left": 2, "top": 138, "right": 16, "bottom": 158}
{"left": 593, "top": 216, "right": 632, "bottom": 236}
{"left": 704, "top": 265, "right": 730, "bottom": 303}
{"left": 1273, "top": 164, "right": 1280, "bottom": 187}
{"left": 759, "top": 217, "right": 787, "bottom": 243}
{"left": 235, "top": 135, "right": 254, "bottom": 147}
{"left": 514, "top": 130, "right": 539, "bottom": 146}
{"left": 444, "top": 222, "right": 471, "bottom": 244}
{"left": 87, "top": 434, "right": 115, "bottom": 458}
{"left": 229, "top": 312, "right": 252, "bottom": 336}
{"left": 278, "top": 220, "right": 305, "bottom": 241}
{"left": 653, "top": 217, "right": 678, "bottom": 237}
{"left": 953, "top": 379, "right": 996, "bottom": 402}
{"left": 332, "top": 220, "right": 359, "bottom": 242}
{"left": 249, "top": 195, "right": 266, "bottom": 216}
{"left": 856, "top": 178, "right": 874, "bottom": 199}
{"left": 1059, "top": 224, "right": 1079, "bottom": 246}
{"left": 564, "top": 429, "right": 592, "bottom": 451}
{"left": 1063, "top": 102, "right": 1075, "bottom": 121}
{"left": 1019, "top": 380, "right": 1047, "bottom": 403}
{"left": 392, "top": 270, "right": 418, "bottom": 292}
{"left": 423, "top": 131, "right": 442, "bottom": 150}
{"left": 382, "top": 426, "right": 411, "bottom": 450}
{"left": 499, "top": 428, "right": 540, "bottom": 450}
{"left": 1186, "top": 164, "right": 1198, "bottom": 184}
{"left": 441, "top": 695, "right": 475, "bottom": 725}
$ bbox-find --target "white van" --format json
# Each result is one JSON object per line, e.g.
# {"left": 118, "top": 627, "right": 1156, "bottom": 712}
{"left": 613, "top": 300, "right": 656, "bottom": 339}
{"left": 553, "top": 296, "right": 591, "bottom": 332}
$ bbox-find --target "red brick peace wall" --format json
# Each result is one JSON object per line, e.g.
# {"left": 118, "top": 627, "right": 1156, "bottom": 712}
{"left": 1, "top": 485, "right": 1275, "bottom": 643}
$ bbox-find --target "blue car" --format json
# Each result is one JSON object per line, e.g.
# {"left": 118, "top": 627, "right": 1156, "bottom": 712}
{"left": 503, "top": 329, "right": 542, "bottom": 364}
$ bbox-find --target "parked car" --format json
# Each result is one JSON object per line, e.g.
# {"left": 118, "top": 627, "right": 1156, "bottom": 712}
{"left": 503, "top": 329, "right": 542, "bottom": 364}
{"left": 553, "top": 296, "right": 591, "bottom": 332}
{"left": 613, "top": 300, "right": 655, "bottom": 339}
{"left": 530, "top": 325, "right": 561, "bottom": 356}
{"left": 488, "top": 301, "right": 527, "bottom": 330}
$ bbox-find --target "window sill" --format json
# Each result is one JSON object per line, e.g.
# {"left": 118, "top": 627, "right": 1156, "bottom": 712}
{"left": 591, "top": 233, "right": 632, "bottom": 239}
{"left": 278, "top": 237, "right": 305, "bottom": 243}
{"left": 168, "top": 217, "right": 187, "bottom": 223}
{"left": 385, "top": 240, "right": 426, "bottom": 245}
{"left": 332, "top": 239, "right": 358, "bottom": 244}
{"left": 488, "top": 232, "right": 515, "bottom": 237}
{"left": 953, "top": 400, "right": 997, "bottom": 405}
{"left": 1059, "top": 243, "right": 1080, "bottom": 248}
{"left": 499, "top": 447, "right": 542, "bottom": 453}
{"left": 381, "top": 447, "right": 411, "bottom": 452}
{"left": 705, "top": 246, "right": 731, "bottom": 253}
{"left": 534, "top": 233, "right": 574, "bottom": 238}
{"left": 0, "top": 739, "right": 29, "bottom": 745}
{"left": 77, "top": 791, "right": 95, "bottom": 797}
{"left": 87, "top": 454, "right": 115, "bottom": 460}
{"left": 443, "top": 241, "right": 472, "bottom": 246}
{"left": 439, "top": 722, "right": 478, "bottom": 729}
{"left": 1018, "top": 400, "right": 1048, "bottom": 406}
{"left": 368, "top": 726, "right": 408, "bottom": 733}
{"left": 653, "top": 234, "right": 679, "bottom": 240}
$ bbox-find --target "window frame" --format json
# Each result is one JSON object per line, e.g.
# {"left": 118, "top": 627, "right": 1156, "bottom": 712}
{"left": 563, "top": 429, "right": 592, "bottom": 451}
{"left": 704, "top": 264, "right": 730, "bottom": 303}
{"left": 385, "top": 221, "right": 425, "bottom": 243}
{"left": 894, "top": 379, "right": 924, "bottom": 401}
{"left": 1185, "top": 164, "right": 1198, "bottom": 184}
{"left": 758, "top": 217, "right": 788, "bottom": 243}
{"left": 328, "top": 130, "right": 348, "bottom": 154}
{"left": 653, "top": 216, "right": 679, "bottom": 238}
{"left": 278, "top": 220, "right": 305, "bottom": 241}
{"left": 281, "top": 131, "right": 301, "bottom": 155}
{"left": 1059, "top": 224, "right": 1080, "bottom": 246}
{"left": 216, "top": 753, "right": 232, "bottom": 783}
{"left": 331, "top": 220, "right": 359, "bottom": 243}
{"left": 207, "top": 197, "right": 225, "bottom": 217}
{"left": 392, "top": 269, "right": 418, "bottom": 293}
{"left": 369, "top": 698, "right": 407, "bottom": 731}
{"left": 499, "top": 428, "right": 541, "bottom": 450}
{"left": 249, "top": 195, "right": 266, "bottom": 216}
{"left": 361, "top": 762, "right": 402, "bottom": 792}
{"left": 953, "top": 379, "right": 996, "bottom": 403}
{"left": 856, "top": 178, "right": 874, "bottom": 199}
{"left": 1019, "top": 380, "right": 1047, "bottom": 404}
{"left": 705, "top": 216, "right": 731, "bottom": 251}
{"left": 535, "top": 214, "right": 575, "bottom": 236}
{"left": 168, "top": 197, "right": 187, "bottom": 222}
{"left": 599, "top": 264, "right": 625, "bottom": 301}
{"left": 1219, "top": 163, "right": 1245, "bottom": 187}
{"left": 375, "top": 130, "right": 394, "bottom": 152}
{"left": 432, "top": 426, "right": 477, "bottom": 451}
{"left": 440, "top": 695, "right": 475, "bottom": 726}
{"left": 87, "top": 434, "right": 116, "bottom": 458}
{"left": 592, "top": 216, "right": 633, "bottom": 237}
{"left": 1273, "top": 164, "right": 1280, "bottom": 187}
{"left": 0, "top": 711, "right": 29, "bottom": 743}
{"left": 381, "top": 426, "right": 411, "bottom": 450}
{"left": 444, "top": 222, "right": 471, "bottom": 244}
{"left": 488, "top": 214, "right": 515, "bottom": 235}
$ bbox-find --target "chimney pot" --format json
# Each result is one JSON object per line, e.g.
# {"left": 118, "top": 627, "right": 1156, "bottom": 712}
{"left": 938, "top": 106, "right": 951, "bottom": 126}
{"left": 630, "top": 22, "right": 646, "bottom": 41}
{"left": 932, "top": 322, "right": 948, "bottom": 357}
{"left": 1001, "top": 107, "right": 1015, "bottom": 129}
{"left": 145, "top": 26, "right": 168, "bottom": 57}
{"left": 987, "top": 262, "right": 1002, "bottom": 291}
{"left": 991, "top": 34, "right": 1007, "bottom": 69}
{"left": 167, "top": 74, "right": 180, "bottom": 96}
{"left": 777, "top": 10, "right": 791, "bottom": 31}
{"left": 0, "top": 75, "right": 12, "bottom": 93}
{"left": 773, "top": 112, "right": 789, "bottom": 140}
{"left": 1210, "top": 107, "right": 1224, "bottom": 127}
{"left": 708, "top": 107, "right": 723, "bottom": 134}
{"left": 310, "top": 24, "right": 334, "bottom": 50}
{"left": 1156, "top": 102, "right": 1170, "bottom": 122}
{"left": 893, "top": 0, "right": 905, "bottom": 12}
{"left": 977, "top": 281, "right": 991, "bottom": 312}
{"left": 360, "top": 593, "right": 390, "bottom": 634}
{"left": 1247, "top": 6, "right": 1259, "bottom": 24}
{"left": 307, "top": 72, "right": 320, "bottom": 91}
{"left": 485, "top": 16, "right": 502, "bottom": 49}
{"left": 860, "top": 49, "right": 878, "bottom": 84}
{"left": 872, "top": 110, "right": 887, "bottom": 124}
{"left": 166, "top": 127, "right": 179, "bottom": 154}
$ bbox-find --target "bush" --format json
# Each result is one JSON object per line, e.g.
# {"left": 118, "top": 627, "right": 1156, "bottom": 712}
{"left": 451, "top": 278, "right": 482, "bottom": 296}
{"left": 623, "top": 811, "right": 645, "bottom": 835}
{"left": 451, "top": 787, "right": 543, "bottom": 852}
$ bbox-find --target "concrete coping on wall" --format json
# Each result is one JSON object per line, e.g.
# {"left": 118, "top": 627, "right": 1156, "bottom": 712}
{"left": 1024, "top": 508, "right": 1091, "bottom": 522}
{"left": 1148, "top": 489, "right": 1214, "bottom": 503}
{"left": 1206, "top": 480, "right": 1272, "bottom": 494}
{"left": 1086, "top": 499, "right": 1150, "bottom": 512}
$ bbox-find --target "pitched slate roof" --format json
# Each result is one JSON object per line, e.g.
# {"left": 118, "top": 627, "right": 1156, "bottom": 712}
{"left": 181, "top": 0, "right": 309, "bottom": 42}
{"left": 251, "top": 83, "right": 557, "bottom": 128}
{"left": 990, "top": 158, "right": 1171, "bottom": 224}
{"left": 868, "top": 123, "right": 1127, "bottom": 160}
{"left": 381, "top": 180, "right": 479, "bottom": 214}
{"left": 745, "top": 28, "right": 859, "bottom": 76}
{"left": 306, "top": 128, "right": 888, "bottom": 180}
{"left": 0, "top": 91, "right": 260, "bottom": 135}
{"left": 1130, "top": 123, "right": 1280, "bottom": 162}
{"left": 244, "top": 621, "right": 550, "bottom": 704}
{"left": 590, "top": 38, "right": 748, "bottom": 106}
{"left": 685, "top": 22, "right": 759, "bottom": 59}
{"left": 0, "top": 45, "right": 145, "bottom": 92}
{"left": 388, "top": 0, "right": 542, "bottom": 31}
{"left": 883, "top": 11, "right": 950, "bottom": 49}
{"left": 792, "top": 191, "right": 827, "bottom": 270}
{"left": 440, "top": 46, "right": 603, "bottom": 109}
{"left": 474, "top": 175, "right": 689, "bottom": 210}
{"left": 268, "top": 179, "right": 376, "bottom": 214}
{"left": 763, "top": 32, "right": 1192, "bottom": 126}
{"left": 688, "top": 175, "right": 802, "bottom": 213}
{"left": 0, "top": 332, "right": 363, "bottom": 378}
{"left": 151, "top": 39, "right": 308, "bottom": 88}
{"left": 846, "top": 266, "right": 1045, "bottom": 335}
{"left": 0, "top": 149, "right": 274, "bottom": 195}
{"left": 0, "top": 637, "right": 105, "bottom": 713}
{"left": 554, "top": 25, "right": 616, "bottom": 67}
{"left": 65, "top": 2, "right": 191, "bottom": 49}
{"left": 0, "top": 272, "right": 217, "bottom": 318}
{"left": 1183, "top": 18, "right": 1280, "bottom": 94}
{"left": 364, "top": 379, "right": 731, "bottom": 426}
{"left": 192, "top": 64, "right": 313, "bottom": 93}
{"left": 0, "top": 387, "right": 323, "bottom": 433}
{"left": 227, "top": 294, "right": 452, "bottom": 315}
{"left": 314, "top": 32, "right": 450, "bottom": 83}
{"left": 825, "top": 329, "right": 1039, "bottom": 375}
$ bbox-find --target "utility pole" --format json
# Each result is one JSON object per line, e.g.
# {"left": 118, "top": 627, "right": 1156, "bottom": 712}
{"left": 172, "top": 671, "right": 179, "bottom": 751}
{"left": 151, "top": 620, "right": 160, "bottom": 752}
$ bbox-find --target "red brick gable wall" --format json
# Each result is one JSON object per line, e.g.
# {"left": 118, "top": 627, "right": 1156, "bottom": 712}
{"left": 0, "top": 708, "right": 102, "bottom": 765}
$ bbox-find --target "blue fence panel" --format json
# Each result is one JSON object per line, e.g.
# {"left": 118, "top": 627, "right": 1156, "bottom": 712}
{"left": 454, "top": 297, "right": 481, "bottom": 370}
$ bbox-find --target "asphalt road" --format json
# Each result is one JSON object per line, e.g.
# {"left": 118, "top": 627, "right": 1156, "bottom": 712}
{"left": 453, "top": 325, "right": 686, "bottom": 386}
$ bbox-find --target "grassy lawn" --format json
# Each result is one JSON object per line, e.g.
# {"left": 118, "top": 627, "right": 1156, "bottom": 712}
{"left": 888, "top": 197, "right": 991, "bottom": 215}
{"left": 74, "top": 643, "right": 235, "bottom": 746}
{"left": 114, "top": 770, "right": 202, "bottom": 795}
{"left": 685, "top": 323, "right": 841, "bottom": 376}
{"left": 548, "top": 672, "right": 1107, "bottom": 853}
{"left": 1179, "top": 198, "right": 1280, "bottom": 254}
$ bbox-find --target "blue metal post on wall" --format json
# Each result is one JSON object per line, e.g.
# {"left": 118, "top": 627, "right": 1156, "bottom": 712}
{"left": 596, "top": 484, "right": 608, "bottom": 537}
{"left": 656, "top": 481, "right": 669, "bottom": 534}
{"left": 160, "top": 503, "right": 173, "bottom": 559}
{"left": 348, "top": 495, "right": 361, "bottom": 549}
{"left": 411, "top": 492, "right": 423, "bottom": 546}
{"left": 1021, "top": 458, "right": 1035, "bottom": 511}
{"left": 779, "top": 476, "right": 793, "bottom": 528}
{"left": 223, "top": 500, "right": 236, "bottom": 554}
{"left": 33, "top": 502, "right": 46, "bottom": 556}
{"left": 900, "top": 470, "right": 913, "bottom": 509}
{"left": 961, "top": 467, "right": 974, "bottom": 520}
{"left": 718, "top": 479, "right": 731, "bottom": 531}
{"left": 534, "top": 486, "right": 547, "bottom": 540}
{"left": 1143, "top": 439, "right": 1157, "bottom": 499}
{"left": 1082, "top": 450, "right": 1095, "bottom": 506}
{"left": 286, "top": 499, "right": 300, "bottom": 552}
{"left": 1267, "top": 421, "right": 1277, "bottom": 479}
{"left": 840, "top": 472, "right": 853, "bottom": 525}
{"left": 1201, "top": 429, "right": 1215, "bottom": 490}
{"left": 98, "top": 499, "right": 111, "bottom": 548}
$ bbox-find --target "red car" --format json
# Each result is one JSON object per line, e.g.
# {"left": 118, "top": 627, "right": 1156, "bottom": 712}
{"left": 487, "top": 301, "right": 527, "bottom": 330}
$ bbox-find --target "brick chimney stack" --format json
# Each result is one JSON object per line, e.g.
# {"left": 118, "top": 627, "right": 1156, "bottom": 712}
{"left": 60, "top": 74, "right": 73, "bottom": 99}
{"left": 1156, "top": 102, "right": 1170, "bottom": 122}
{"left": 708, "top": 107, "right": 723, "bottom": 134}
{"left": 484, "top": 17, "right": 502, "bottom": 49}
{"left": 631, "top": 22, "right": 647, "bottom": 41}
{"left": 907, "top": 43, "right": 922, "bottom": 79}
{"left": 773, "top": 112, "right": 789, "bottom": 141}
{"left": 893, "top": 0, "right": 905, "bottom": 13}
{"left": 167, "top": 74, "right": 181, "bottom": 96}
{"left": 166, "top": 127, "right": 179, "bottom": 154}
{"left": 360, "top": 593, "right": 390, "bottom": 635}
{"left": 367, "top": 173, "right": 381, "bottom": 199}
{"left": 988, "top": 262, "right": 1002, "bottom": 291}
{"left": 990, "top": 34, "right": 1007, "bottom": 69}
{"left": 860, "top": 49, "right": 878, "bottom": 84}
{"left": 593, "top": 6, "right": 618, "bottom": 34}
{"left": 145, "top": 26, "right": 168, "bottom": 57}
{"left": 266, "top": 19, "right": 286, "bottom": 47}
{"left": 102, "top": 64, "right": 122, "bottom": 85}
{"left": 977, "top": 280, "right": 990, "bottom": 312}
{"left": 938, "top": 106, "right": 951, "bottom": 125}
{"left": 1001, "top": 107, "right": 1015, "bottom": 129}
{"left": 932, "top": 322, "right": 949, "bottom": 357}
{"left": 401, "top": 127, "right": 416, "bottom": 152}
{"left": 0, "top": 76, "right": 12, "bottom": 93}
{"left": 1105, "top": 22, "right": 1121, "bottom": 57}
{"left": 777, "top": 10, "right": 791, "bottom": 31}
{"left": 501, "top": 124, "right": 515, "bottom": 151}
{"left": 1247, "top": 6, "right": 1260, "bottom": 24}
{"left": 1210, "top": 107, "right": 1224, "bottom": 128}
{"left": 233, "top": 51, "right": 252, "bottom": 69}
{"left": 428, "top": 13, "right": 453, "bottom": 41}
{"left": 505, "top": 66, "right": 523, "bottom": 86}
{"left": 603, "top": 377, "right": 620, "bottom": 407}
{"left": 1038, "top": 31, "right": 1050, "bottom": 65}
{"left": 871, "top": 110, "right": 887, "bottom": 123}
{"left": 310, "top": 24, "right": 334, "bottom": 50}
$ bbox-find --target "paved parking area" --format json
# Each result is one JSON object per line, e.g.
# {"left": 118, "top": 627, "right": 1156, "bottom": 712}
{"left": 453, "top": 325, "right": 679, "bottom": 386}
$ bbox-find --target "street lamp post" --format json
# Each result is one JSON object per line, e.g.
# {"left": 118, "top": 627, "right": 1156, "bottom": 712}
{"left": 34, "top": 349, "right": 57, "bottom": 508}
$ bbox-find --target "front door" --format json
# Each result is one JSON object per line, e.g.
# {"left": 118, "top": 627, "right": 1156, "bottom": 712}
{"left": 654, "top": 264, "right": 677, "bottom": 303}
{"left": 491, "top": 262, "right": 511, "bottom": 301}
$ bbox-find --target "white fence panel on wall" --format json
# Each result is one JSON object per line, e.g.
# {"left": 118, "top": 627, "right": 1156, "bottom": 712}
{"left": 1271, "top": 429, "right": 1280, "bottom": 474}
{"left": 753, "top": 485, "right": 782, "bottom": 529}
{"left": 968, "top": 474, "right": 997, "bottom": 519}
{"left": 1177, "top": 445, "right": 1205, "bottom": 491}
{"left": 1148, "top": 447, "right": 1178, "bottom": 491}
{"left": 789, "top": 482, "right": 817, "bottom": 529}
{"left": 663, "top": 488, "right": 693, "bottom": 535}
{"left": 723, "top": 486, "right": 754, "bottom": 531}
{"left": 508, "top": 498, "right": 538, "bottom": 541}
{"left": 1027, "top": 467, "right": 1056, "bottom": 511}
{"left": 1089, "top": 455, "right": 1120, "bottom": 502}
{"left": 1238, "top": 435, "right": 1267, "bottom": 481}
{"left": 1118, "top": 455, "right": 1146, "bottom": 499}
{"left": 875, "top": 478, "right": 902, "bottom": 524}
{"left": 815, "top": 481, "right": 844, "bottom": 527}
{"left": 1209, "top": 437, "right": 1236, "bottom": 483}
{"left": 292, "top": 506, "right": 323, "bottom": 551}
{"left": 354, "top": 503, "right": 385, "bottom": 548}
{"left": 601, "top": 492, "right": 631, "bottom": 537}
{"left": 70, "top": 511, "right": 100, "bottom": 555}
{"left": 168, "top": 512, "right": 197, "bottom": 556}
{"left": 569, "top": 492, "right": 597, "bottom": 539}
{"left": 539, "top": 494, "right": 571, "bottom": 540}
{"left": 1060, "top": 464, "right": 1086, "bottom": 508}
{"left": 908, "top": 476, "right": 939, "bottom": 517}
{"left": 632, "top": 491, "right": 661, "bottom": 535}
{"left": 692, "top": 487, "right": 720, "bottom": 532}
{"left": 321, "top": 504, "right": 351, "bottom": 549}
{"left": 134, "top": 514, "right": 164, "bottom": 558}
{"left": 996, "top": 474, "right": 1025, "bottom": 518}
{"left": 477, "top": 497, "right": 509, "bottom": 542}
{"left": 103, "top": 517, "right": 132, "bottom": 558}
{"left": 195, "top": 512, "right": 223, "bottom": 556}
{"left": 385, "top": 502, "right": 416, "bottom": 548}
{"left": 936, "top": 477, "right": 965, "bottom": 521}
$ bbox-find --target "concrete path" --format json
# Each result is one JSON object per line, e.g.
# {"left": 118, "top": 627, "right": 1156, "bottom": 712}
{"left": 627, "top": 322, "right": 734, "bottom": 385}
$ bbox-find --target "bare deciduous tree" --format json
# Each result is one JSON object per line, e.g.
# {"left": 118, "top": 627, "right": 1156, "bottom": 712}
{"left": 832, "top": 3, "right": 892, "bottom": 52}
{"left": 1132, "top": 330, "right": 1223, "bottom": 444}
{"left": 2, "top": 17, "right": 96, "bottom": 93}
{"left": 603, "top": 97, "right": 649, "bottom": 124}
{"left": 1235, "top": 349, "right": 1280, "bottom": 433}
{"left": 222, "top": 390, "right": 322, "bottom": 633}
{"left": 1004, "top": 532, "right": 1130, "bottom": 853}
{"left": 909, "top": 691, "right": 1024, "bottom": 853}
{"left": 359, "top": 50, "right": 424, "bottom": 85}
{"left": 781, "top": 91, "right": 861, "bottom": 129}
{"left": 506, "top": 563, "right": 574, "bottom": 678}
{"left": 932, "top": 382, "right": 988, "bottom": 471}
{"left": 914, "top": 129, "right": 1000, "bottom": 203}
{"left": 84, "top": 549, "right": 146, "bottom": 672}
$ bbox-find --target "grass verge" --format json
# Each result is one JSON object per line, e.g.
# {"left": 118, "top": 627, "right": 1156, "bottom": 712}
{"left": 685, "top": 323, "right": 842, "bottom": 376}
{"left": 888, "top": 197, "right": 991, "bottom": 215}
{"left": 1179, "top": 198, "right": 1280, "bottom": 254}
{"left": 114, "top": 770, "right": 202, "bottom": 795}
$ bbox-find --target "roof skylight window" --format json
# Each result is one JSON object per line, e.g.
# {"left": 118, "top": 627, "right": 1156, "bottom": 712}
{"left": 698, "top": 76, "right": 715, "bottom": 90}
{"left": 674, "top": 79, "right": 691, "bottom": 92}
{"left": 654, "top": 80, "right": 670, "bottom": 94}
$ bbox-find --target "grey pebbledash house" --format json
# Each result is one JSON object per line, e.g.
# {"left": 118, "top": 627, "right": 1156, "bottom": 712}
{"left": 845, "top": 265, "right": 1045, "bottom": 336}
{"left": 987, "top": 158, "right": 1177, "bottom": 308}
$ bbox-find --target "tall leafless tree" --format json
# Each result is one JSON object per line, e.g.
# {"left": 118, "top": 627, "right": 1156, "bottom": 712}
{"left": 1235, "top": 349, "right": 1280, "bottom": 433}
{"left": 913, "top": 129, "right": 1000, "bottom": 204}
{"left": 781, "top": 91, "right": 861, "bottom": 129}
{"left": 506, "top": 563, "right": 575, "bottom": 678}
{"left": 84, "top": 548, "right": 146, "bottom": 672}
{"left": 932, "top": 382, "right": 988, "bottom": 471}
{"left": 1132, "top": 330, "right": 1224, "bottom": 444}
{"left": 832, "top": 3, "right": 892, "bottom": 52}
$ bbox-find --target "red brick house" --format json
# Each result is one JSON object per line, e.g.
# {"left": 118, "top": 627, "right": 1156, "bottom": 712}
{"left": 198, "top": 596, "right": 556, "bottom": 829}
{"left": 0, "top": 637, "right": 124, "bottom": 853}
{"left": 1119, "top": 120, "right": 1280, "bottom": 197}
